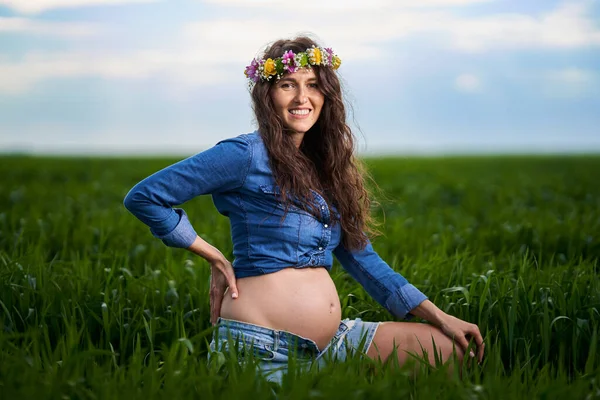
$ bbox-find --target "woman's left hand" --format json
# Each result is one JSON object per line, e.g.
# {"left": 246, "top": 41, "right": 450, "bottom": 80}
{"left": 411, "top": 300, "right": 484, "bottom": 363}
{"left": 438, "top": 313, "right": 485, "bottom": 363}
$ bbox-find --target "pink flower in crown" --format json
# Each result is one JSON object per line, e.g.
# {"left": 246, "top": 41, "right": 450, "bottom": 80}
{"left": 244, "top": 58, "right": 260, "bottom": 83}
{"left": 281, "top": 50, "right": 298, "bottom": 73}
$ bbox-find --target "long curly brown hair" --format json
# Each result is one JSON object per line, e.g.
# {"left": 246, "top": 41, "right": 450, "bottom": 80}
{"left": 250, "top": 36, "right": 379, "bottom": 251}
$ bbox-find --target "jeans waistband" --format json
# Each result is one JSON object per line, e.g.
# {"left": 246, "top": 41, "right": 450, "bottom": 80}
{"left": 214, "top": 317, "right": 321, "bottom": 354}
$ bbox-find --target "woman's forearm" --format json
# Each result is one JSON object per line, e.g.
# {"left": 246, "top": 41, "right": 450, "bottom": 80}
{"left": 186, "top": 235, "right": 226, "bottom": 263}
{"left": 409, "top": 299, "right": 447, "bottom": 326}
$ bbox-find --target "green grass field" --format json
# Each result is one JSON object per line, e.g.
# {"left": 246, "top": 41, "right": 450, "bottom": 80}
{"left": 1, "top": 155, "right": 599, "bottom": 399}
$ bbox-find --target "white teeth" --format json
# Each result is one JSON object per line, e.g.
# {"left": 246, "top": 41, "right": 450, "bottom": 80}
{"left": 290, "top": 109, "right": 310, "bottom": 115}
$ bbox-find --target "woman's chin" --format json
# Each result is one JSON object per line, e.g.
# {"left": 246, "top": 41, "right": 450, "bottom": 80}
{"left": 283, "top": 123, "right": 316, "bottom": 135}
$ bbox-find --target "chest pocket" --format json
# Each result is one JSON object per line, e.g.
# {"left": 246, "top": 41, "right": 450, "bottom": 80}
{"left": 264, "top": 185, "right": 342, "bottom": 221}
{"left": 259, "top": 185, "right": 314, "bottom": 215}
{"left": 245, "top": 185, "right": 304, "bottom": 263}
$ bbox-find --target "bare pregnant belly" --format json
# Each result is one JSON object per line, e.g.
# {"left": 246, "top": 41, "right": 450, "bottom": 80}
{"left": 220, "top": 267, "right": 342, "bottom": 350}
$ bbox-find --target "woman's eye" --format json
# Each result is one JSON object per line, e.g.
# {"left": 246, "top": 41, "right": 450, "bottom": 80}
{"left": 281, "top": 83, "right": 293, "bottom": 89}
{"left": 309, "top": 83, "right": 319, "bottom": 88}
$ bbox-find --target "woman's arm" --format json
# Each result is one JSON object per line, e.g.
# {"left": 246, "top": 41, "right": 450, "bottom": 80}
{"left": 334, "top": 240, "right": 484, "bottom": 362}
{"left": 123, "top": 136, "right": 252, "bottom": 248}
{"left": 333, "top": 239, "right": 428, "bottom": 319}
{"left": 123, "top": 136, "right": 252, "bottom": 323}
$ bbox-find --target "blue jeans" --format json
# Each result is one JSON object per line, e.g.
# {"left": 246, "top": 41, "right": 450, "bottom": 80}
{"left": 209, "top": 317, "right": 380, "bottom": 383}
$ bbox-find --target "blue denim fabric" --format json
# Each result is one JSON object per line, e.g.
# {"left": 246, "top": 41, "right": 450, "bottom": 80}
{"left": 124, "top": 131, "right": 427, "bottom": 318}
{"left": 209, "top": 317, "right": 380, "bottom": 384}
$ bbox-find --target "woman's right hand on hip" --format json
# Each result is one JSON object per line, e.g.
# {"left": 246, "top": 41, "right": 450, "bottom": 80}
{"left": 209, "top": 258, "right": 238, "bottom": 325}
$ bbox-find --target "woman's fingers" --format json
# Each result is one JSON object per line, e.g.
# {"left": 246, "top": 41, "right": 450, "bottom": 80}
{"left": 209, "top": 280, "right": 224, "bottom": 325}
{"left": 209, "top": 265, "right": 227, "bottom": 325}
{"left": 461, "top": 324, "right": 485, "bottom": 363}
{"left": 478, "top": 342, "right": 485, "bottom": 363}
{"left": 225, "top": 269, "right": 239, "bottom": 299}
{"left": 454, "top": 333, "right": 473, "bottom": 358}
{"left": 469, "top": 324, "right": 485, "bottom": 363}
{"left": 210, "top": 294, "right": 220, "bottom": 325}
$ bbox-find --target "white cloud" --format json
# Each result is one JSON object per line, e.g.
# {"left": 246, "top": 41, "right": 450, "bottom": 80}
{"left": 542, "top": 67, "right": 597, "bottom": 98}
{"left": 0, "top": 0, "right": 158, "bottom": 14}
{"left": 180, "top": 19, "right": 392, "bottom": 61}
{"left": 0, "top": 12, "right": 424, "bottom": 94}
{"left": 546, "top": 67, "right": 595, "bottom": 84}
{"left": 1, "top": 1, "right": 599, "bottom": 94}
{"left": 0, "top": 17, "right": 99, "bottom": 36}
{"left": 446, "top": 2, "right": 600, "bottom": 52}
{"left": 184, "top": 1, "right": 600, "bottom": 57}
{"left": 455, "top": 73, "right": 482, "bottom": 93}
{"left": 0, "top": 49, "right": 236, "bottom": 94}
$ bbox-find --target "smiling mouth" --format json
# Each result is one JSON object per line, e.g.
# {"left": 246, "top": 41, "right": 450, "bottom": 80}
{"left": 289, "top": 109, "right": 311, "bottom": 115}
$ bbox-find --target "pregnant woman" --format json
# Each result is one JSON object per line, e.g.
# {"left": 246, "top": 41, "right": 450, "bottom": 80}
{"left": 124, "top": 35, "right": 484, "bottom": 383}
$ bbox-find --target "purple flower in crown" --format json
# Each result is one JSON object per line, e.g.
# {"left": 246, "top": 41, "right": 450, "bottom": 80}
{"left": 323, "top": 47, "right": 334, "bottom": 66}
{"left": 244, "top": 58, "right": 260, "bottom": 83}
{"left": 281, "top": 50, "right": 298, "bottom": 73}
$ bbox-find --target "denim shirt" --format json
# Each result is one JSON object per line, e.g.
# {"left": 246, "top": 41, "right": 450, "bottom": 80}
{"left": 123, "top": 131, "right": 427, "bottom": 319}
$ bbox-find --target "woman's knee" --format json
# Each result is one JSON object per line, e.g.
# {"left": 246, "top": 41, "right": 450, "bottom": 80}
{"left": 405, "top": 324, "right": 464, "bottom": 365}
{"left": 367, "top": 322, "right": 464, "bottom": 366}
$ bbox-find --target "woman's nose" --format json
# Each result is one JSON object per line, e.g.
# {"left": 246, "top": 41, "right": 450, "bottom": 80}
{"left": 294, "top": 88, "right": 308, "bottom": 104}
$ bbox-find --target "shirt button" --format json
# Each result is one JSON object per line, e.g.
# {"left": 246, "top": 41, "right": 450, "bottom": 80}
{"left": 324, "top": 224, "right": 328, "bottom": 228}
{"left": 318, "top": 247, "right": 323, "bottom": 251}
{"left": 321, "top": 206, "right": 325, "bottom": 210}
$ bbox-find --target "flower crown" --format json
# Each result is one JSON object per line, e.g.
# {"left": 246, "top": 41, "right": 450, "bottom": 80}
{"left": 244, "top": 46, "right": 341, "bottom": 84}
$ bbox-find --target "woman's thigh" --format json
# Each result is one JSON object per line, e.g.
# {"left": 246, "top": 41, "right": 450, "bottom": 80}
{"left": 366, "top": 322, "right": 464, "bottom": 366}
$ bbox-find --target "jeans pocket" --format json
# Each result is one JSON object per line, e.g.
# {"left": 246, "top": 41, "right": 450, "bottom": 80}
{"left": 233, "top": 340, "right": 276, "bottom": 362}
{"left": 250, "top": 344, "right": 276, "bottom": 361}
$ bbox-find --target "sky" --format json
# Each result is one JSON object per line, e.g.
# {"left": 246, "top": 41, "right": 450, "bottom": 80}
{"left": 0, "top": 0, "right": 599, "bottom": 155}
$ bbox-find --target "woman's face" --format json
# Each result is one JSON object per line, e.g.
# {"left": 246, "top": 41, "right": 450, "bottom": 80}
{"left": 270, "top": 68, "right": 325, "bottom": 136}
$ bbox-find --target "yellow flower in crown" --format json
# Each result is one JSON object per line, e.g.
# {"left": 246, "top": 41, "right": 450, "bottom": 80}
{"left": 308, "top": 47, "right": 322, "bottom": 65}
{"left": 332, "top": 55, "right": 341, "bottom": 70}
{"left": 262, "top": 58, "right": 277, "bottom": 79}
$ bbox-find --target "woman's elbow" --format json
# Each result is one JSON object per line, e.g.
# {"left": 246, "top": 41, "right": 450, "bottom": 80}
{"left": 123, "top": 188, "right": 143, "bottom": 213}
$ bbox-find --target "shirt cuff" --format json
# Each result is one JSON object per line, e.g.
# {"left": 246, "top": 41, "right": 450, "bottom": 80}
{"left": 153, "top": 208, "right": 198, "bottom": 249}
{"left": 385, "top": 283, "right": 428, "bottom": 320}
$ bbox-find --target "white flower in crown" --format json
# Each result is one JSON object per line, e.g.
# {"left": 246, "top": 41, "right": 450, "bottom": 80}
{"left": 320, "top": 48, "right": 331, "bottom": 66}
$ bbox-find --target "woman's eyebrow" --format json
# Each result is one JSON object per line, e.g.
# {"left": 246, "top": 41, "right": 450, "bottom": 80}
{"left": 278, "top": 76, "right": 318, "bottom": 83}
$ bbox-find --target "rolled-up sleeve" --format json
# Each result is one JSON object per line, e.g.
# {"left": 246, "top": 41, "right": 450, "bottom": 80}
{"left": 123, "top": 136, "right": 252, "bottom": 248}
{"left": 333, "top": 239, "right": 427, "bottom": 319}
